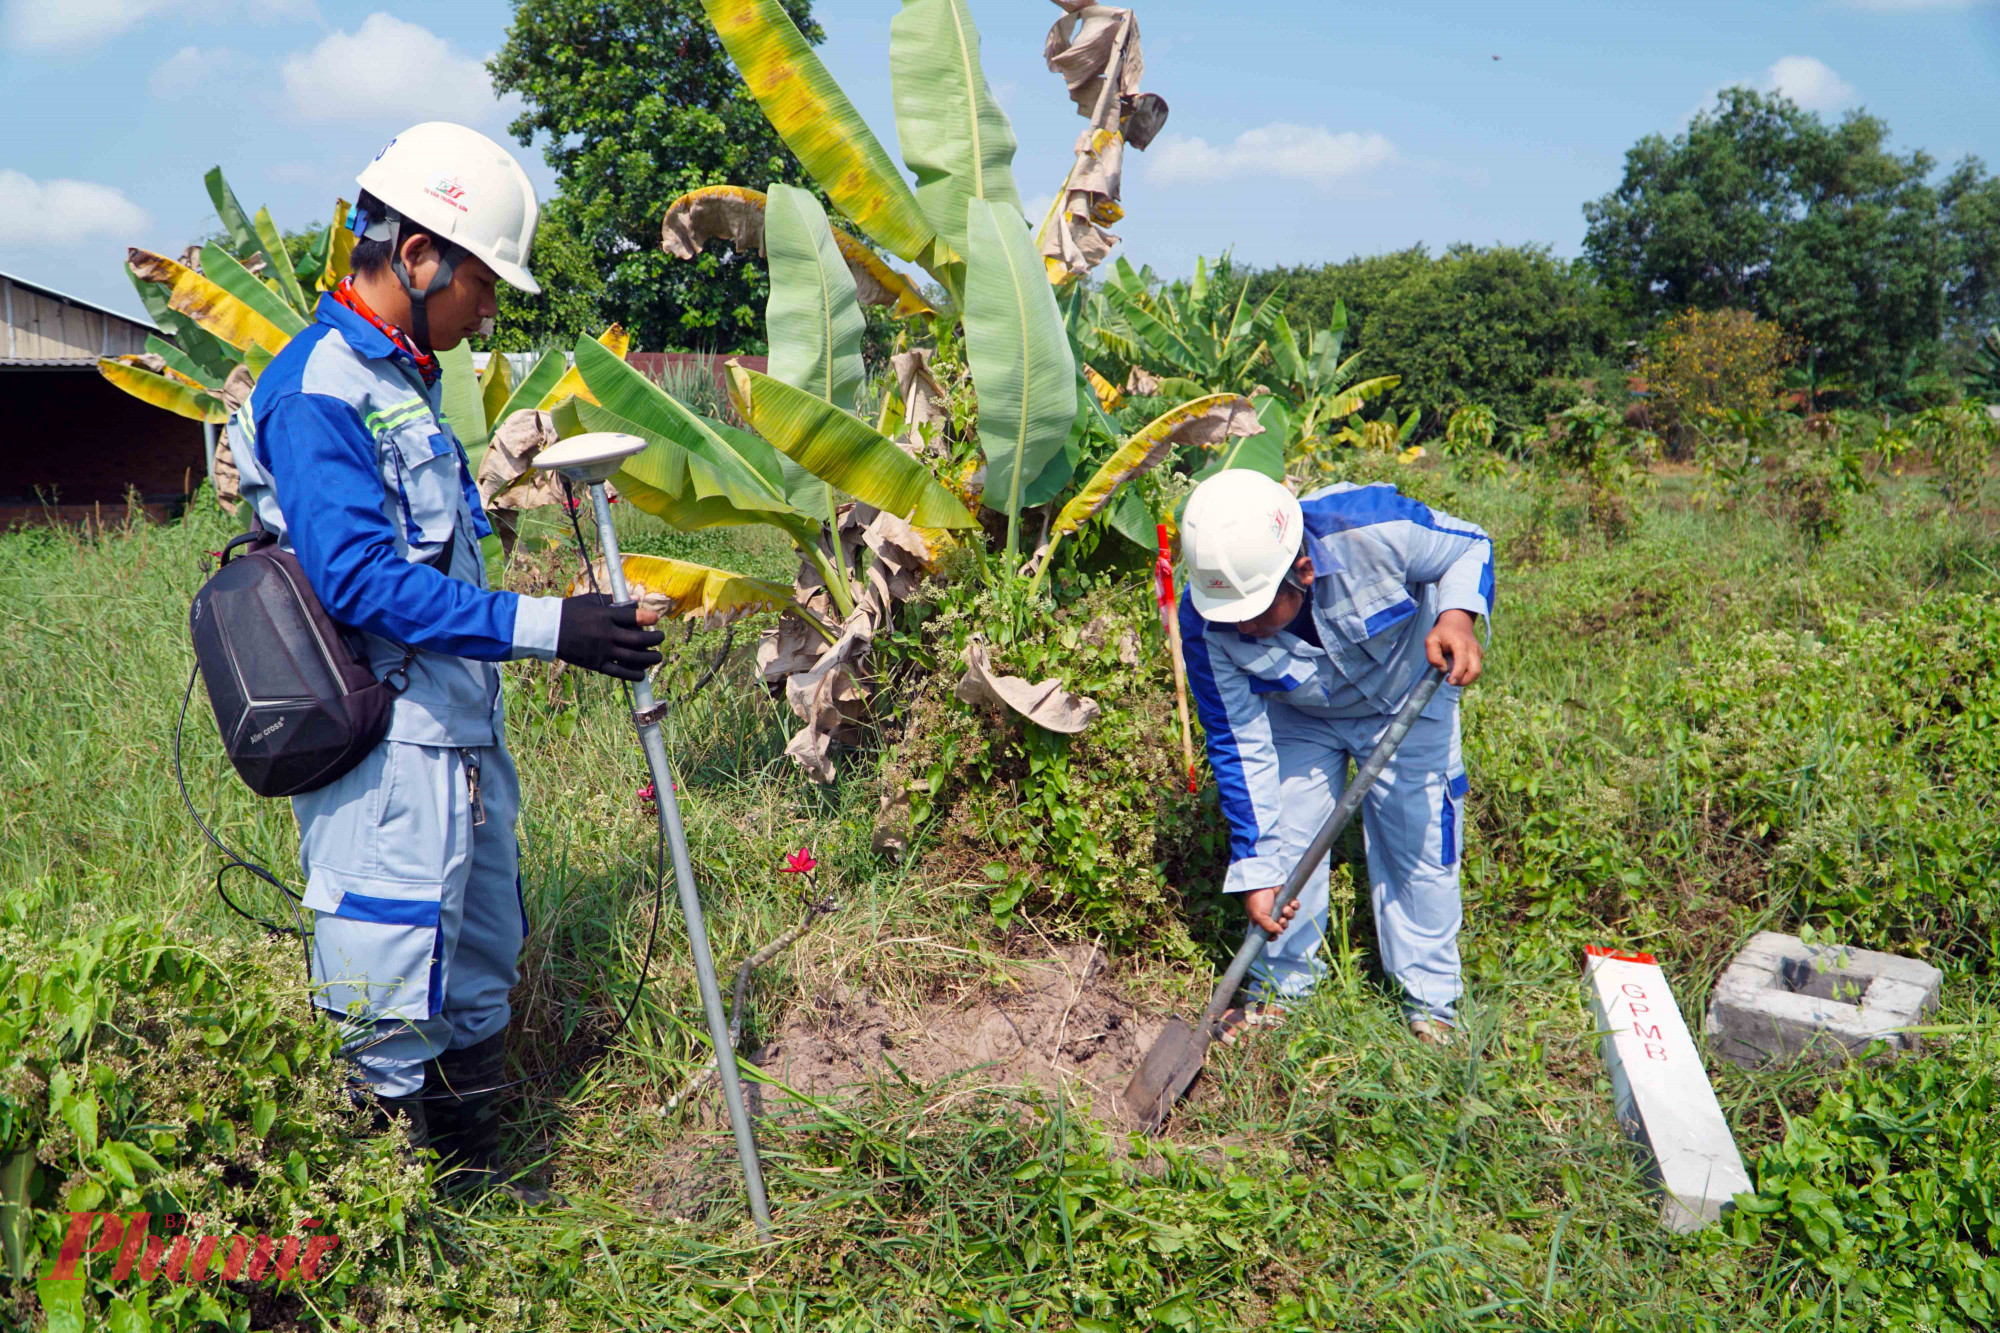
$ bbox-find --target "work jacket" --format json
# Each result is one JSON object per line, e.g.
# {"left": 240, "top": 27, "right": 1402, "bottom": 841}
{"left": 232, "top": 295, "right": 563, "bottom": 748}
{"left": 1180, "top": 482, "right": 1495, "bottom": 895}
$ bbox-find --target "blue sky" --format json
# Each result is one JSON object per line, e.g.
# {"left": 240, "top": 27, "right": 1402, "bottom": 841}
{"left": 4, "top": 0, "right": 1998, "bottom": 327}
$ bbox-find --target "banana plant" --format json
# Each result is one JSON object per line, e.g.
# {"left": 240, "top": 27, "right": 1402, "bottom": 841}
{"left": 101, "top": 167, "right": 354, "bottom": 422}
{"left": 1084, "top": 254, "right": 1279, "bottom": 401}
{"left": 1262, "top": 301, "right": 1400, "bottom": 454}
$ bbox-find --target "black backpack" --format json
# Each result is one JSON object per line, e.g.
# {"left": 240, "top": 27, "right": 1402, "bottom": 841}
{"left": 189, "top": 518, "right": 414, "bottom": 798}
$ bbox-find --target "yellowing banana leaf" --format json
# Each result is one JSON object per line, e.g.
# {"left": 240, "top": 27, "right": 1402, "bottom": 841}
{"left": 576, "top": 339, "right": 797, "bottom": 515}
{"left": 252, "top": 205, "right": 308, "bottom": 314}
{"left": 569, "top": 399, "right": 816, "bottom": 545}
{"left": 1319, "top": 374, "right": 1401, "bottom": 420}
{"left": 830, "top": 230, "right": 934, "bottom": 316}
{"left": 615, "top": 553, "right": 801, "bottom": 629}
{"left": 889, "top": 0, "right": 1020, "bottom": 261}
{"left": 1050, "top": 394, "right": 1259, "bottom": 543}
{"left": 246, "top": 343, "right": 275, "bottom": 377}
{"left": 663, "top": 183, "right": 936, "bottom": 317}
{"left": 323, "top": 200, "right": 355, "bottom": 290}
{"left": 537, "top": 325, "right": 630, "bottom": 410}
{"left": 144, "top": 334, "right": 222, "bottom": 391}
{"left": 959, "top": 198, "right": 1075, "bottom": 540}
{"left": 728, "top": 364, "right": 976, "bottom": 529}
{"left": 98, "top": 357, "right": 227, "bottom": 423}
{"left": 661, "top": 183, "right": 770, "bottom": 259}
{"left": 479, "top": 351, "right": 513, "bottom": 429}
{"left": 128, "top": 248, "right": 294, "bottom": 356}
{"left": 765, "top": 183, "right": 866, "bottom": 413}
{"left": 1082, "top": 363, "right": 1124, "bottom": 411}
{"left": 704, "top": 0, "right": 942, "bottom": 271}
{"left": 200, "top": 243, "right": 309, "bottom": 341}
{"left": 495, "top": 349, "right": 567, "bottom": 423}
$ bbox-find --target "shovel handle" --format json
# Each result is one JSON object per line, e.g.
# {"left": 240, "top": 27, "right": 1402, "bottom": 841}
{"left": 1201, "top": 665, "right": 1448, "bottom": 1031}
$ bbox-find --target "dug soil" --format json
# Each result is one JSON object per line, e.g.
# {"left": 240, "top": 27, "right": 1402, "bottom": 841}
{"left": 749, "top": 943, "right": 1169, "bottom": 1127}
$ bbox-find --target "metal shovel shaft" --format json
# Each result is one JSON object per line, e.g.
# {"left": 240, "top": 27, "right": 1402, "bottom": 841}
{"left": 591, "top": 485, "right": 772, "bottom": 1237}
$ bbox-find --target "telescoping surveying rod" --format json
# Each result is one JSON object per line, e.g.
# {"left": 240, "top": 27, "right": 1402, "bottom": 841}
{"left": 531, "top": 432, "right": 771, "bottom": 1236}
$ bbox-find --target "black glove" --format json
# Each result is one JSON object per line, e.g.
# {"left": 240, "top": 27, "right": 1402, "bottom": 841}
{"left": 556, "top": 593, "right": 665, "bottom": 681}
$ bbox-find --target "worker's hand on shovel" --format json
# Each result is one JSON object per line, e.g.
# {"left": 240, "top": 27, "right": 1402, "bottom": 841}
{"left": 1244, "top": 887, "right": 1300, "bottom": 940}
{"left": 1425, "top": 609, "right": 1483, "bottom": 686}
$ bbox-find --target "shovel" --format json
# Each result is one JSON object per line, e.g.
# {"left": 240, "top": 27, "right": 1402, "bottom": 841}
{"left": 1124, "top": 665, "right": 1448, "bottom": 1132}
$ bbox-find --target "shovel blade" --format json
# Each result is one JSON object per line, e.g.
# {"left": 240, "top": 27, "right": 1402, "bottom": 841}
{"left": 1123, "top": 1016, "right": 1213, "bottom": 1133}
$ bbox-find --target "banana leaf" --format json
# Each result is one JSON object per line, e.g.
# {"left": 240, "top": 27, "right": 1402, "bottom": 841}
{"left": 129, "top": 269, "right": 238, "bottom": 381}
{"left": 98, "top": 357, "right": 227, "bottom": 423}
{"left": 494, "top": 349, "right": 567, "bottom": 423}
{"left": 479, "top": 351, "right": 513, "bottom": 429}
{"left": 144, "top": 334, "right": 222, "bottom": 391}
{"left": 438, "top": 342, "right": 486, "bottom": 446}
{"left": 727, "top": 365, "right": 977, "bottom": 529}
{"left": 538, "top": 325, "right": 630, "bottom": 410}
{"left": 1049, "top": 394, "right": 1260, "bottom": 543}
{"left": 888, "top": 0, "right": 1020, "bottom": 261}
{"left": 959, "top": 199, "right": 1075, "bottom": 540}
{"left": 617, "top": 553, "right": 801, "bottom": 628}
{"left": 702, "top": 0, "right": 943, "bottom": 270}
{"left": 765, "top": 183, "right": 865, "bottom": 413}
{"left": 830, "top": 230, "right": 935, "bottom": 317}
{"left": 203, "top": 167, "right": 266, "bottom": 271}
{"left": 576, "top": 339, "right": 797, "bottom": 515}
{"left": 252, "top": 205, "right": 308, "bottom": 314}
{"left": 662, "top": 183, "right": 936, "bottom": 317}
{"left": 128, "top": 249, "right": 294, "bottom": 355}
{"left": 566, "top": 399, "right": 817, "bottom": 545}
{"left": 199, "top": 244, "right": 309, "bottom": 341}
{"left": 246, "top": 344, "right": 275, "bottom": 377}
{"left": 323, "top": 200, "right": 355, "bottom": 290}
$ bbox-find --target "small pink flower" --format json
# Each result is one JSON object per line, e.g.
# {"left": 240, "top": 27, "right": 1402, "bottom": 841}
{"left": 638, "top": 782, "right": 656, "bottom": 803}
{"left": 780, "top": 846, "right": 818, "bottom": 875}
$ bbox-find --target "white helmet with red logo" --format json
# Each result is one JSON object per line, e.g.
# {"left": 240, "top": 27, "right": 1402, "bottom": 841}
{"left": 1181, "top": 470, "right": 1305, "bottom": 623}
{"left": 355, "top": 121, "right": 541, "bottom": 295}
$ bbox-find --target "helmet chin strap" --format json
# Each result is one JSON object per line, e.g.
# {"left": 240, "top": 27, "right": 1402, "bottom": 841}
{"left": 387, "top": 223, "right": 461, "bottom": 354}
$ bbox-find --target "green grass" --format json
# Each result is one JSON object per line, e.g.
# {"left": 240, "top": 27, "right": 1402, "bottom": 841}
{"left": 4, "top": 471, "right": 1998, "bottom": 1331}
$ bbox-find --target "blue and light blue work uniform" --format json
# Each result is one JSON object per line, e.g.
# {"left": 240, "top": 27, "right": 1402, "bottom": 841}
{"left": 1181, "top": 483, "right": 1494, "bottom": 1022}
{"left": 232, "top": 294, "right": 566, "bottom": 1096}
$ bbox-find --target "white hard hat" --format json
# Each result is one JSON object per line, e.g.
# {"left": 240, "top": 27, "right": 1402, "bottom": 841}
{"left": 356, "top": 122, "right": 541, "bottom": 295}
{"left": 1182, "top": 470, "right": 1305, "bottom": 623}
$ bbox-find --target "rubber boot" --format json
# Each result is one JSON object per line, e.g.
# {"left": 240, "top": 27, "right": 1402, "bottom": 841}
{"left": 368, "top": 1090, "right": 433, "bottom": 1161}
{"left": 423, "top": 1031, "right": 550, "bottom": 1204}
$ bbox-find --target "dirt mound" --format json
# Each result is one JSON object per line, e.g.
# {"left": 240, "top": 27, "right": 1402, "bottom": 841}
{"left": 751, "top": 944, "right": 1167, "bottom": 1125}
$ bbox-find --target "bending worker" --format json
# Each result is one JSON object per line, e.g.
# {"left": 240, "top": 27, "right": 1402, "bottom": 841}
{"left": 1178, "top": 470, "right": 1492, "bottom": 1043}
{"left": 230, "top": 122, "right": 666, "bottom": 1190}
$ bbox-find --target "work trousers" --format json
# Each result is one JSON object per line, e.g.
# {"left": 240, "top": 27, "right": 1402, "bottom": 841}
{"left": 293, "top": 737, "right": 528, "bottom": 1096}
{"left": 1247, "top": 698, "right": 1466, "bottom": 1023}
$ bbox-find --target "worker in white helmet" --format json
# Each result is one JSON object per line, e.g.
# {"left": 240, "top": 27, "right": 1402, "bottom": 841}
{"left": 228, "top": 123, "right": 665, "bottom": 1195}
{"left": 1177, "top": 469, "right": 1492, "bottom": 1044}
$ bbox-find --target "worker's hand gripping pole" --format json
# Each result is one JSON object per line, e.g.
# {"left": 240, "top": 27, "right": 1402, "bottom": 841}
{"left": 586, "top": 482, "right": 773, "bottom": 1238}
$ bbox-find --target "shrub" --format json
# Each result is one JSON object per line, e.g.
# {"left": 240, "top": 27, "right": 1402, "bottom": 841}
{"left": 1732, "top": 1036, "right": 2000, "bottom": 1331}
{"left": 0, "top": 905, "right": 461, "bottom": 1331}
{"left": 1638, "top": 309, "right": 1791, "bottom": 456}
{"left": 1908, "top": 401, "right": 1999, "bottom": 512}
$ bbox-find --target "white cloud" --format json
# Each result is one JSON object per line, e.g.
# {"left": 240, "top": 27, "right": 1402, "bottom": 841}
{"left": 1146, "top": 123, "right": 1396, "bottom": 189}
{"left": 3, "top": 0, "right": 310, "bottom": 50}
{"left": 281, "top": 13, "right": 510, "bottom": 126}
{"left": 149, "top": 45, "right": 252, "bottom": 100}
{"left": 0, "top": 171, "right": 148, "bottom": 246}
{"left": 1763, "top": 55, "right": 1857, "bottom": 113}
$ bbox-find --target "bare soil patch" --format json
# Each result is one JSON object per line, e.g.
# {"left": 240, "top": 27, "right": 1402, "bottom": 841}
{"left": 750, "top": 943, "right": 1167, "bottom": 1126}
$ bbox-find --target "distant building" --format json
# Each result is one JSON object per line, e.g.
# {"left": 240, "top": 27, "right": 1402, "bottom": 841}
{"left": 1, "top": 270, "right": 205, "bottom": 525}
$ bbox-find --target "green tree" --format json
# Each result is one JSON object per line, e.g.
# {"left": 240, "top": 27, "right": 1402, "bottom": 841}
{"left": 1584, "top": 87, "right": 1993, "bottom": 399}
{"left": 1250, "top": 245, "right": 1616, "bottom": 431}
{"left": 490, "top": 0, "right": 824, "bottom": 353}
{"left": 490, "top": 196, "right": 606, "bottom": 351}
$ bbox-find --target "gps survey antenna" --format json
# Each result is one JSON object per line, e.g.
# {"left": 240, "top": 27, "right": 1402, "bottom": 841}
{"left": 532, "top": 432, "right": 772, "bottom": 1237}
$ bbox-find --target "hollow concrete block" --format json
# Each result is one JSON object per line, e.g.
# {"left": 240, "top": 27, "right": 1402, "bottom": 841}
{"left": 1706, "top": 931, "right": 1942, "bottom": 1069}
{"left": 1584, "top": 947, "right": 1753, "bottom": 1233}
